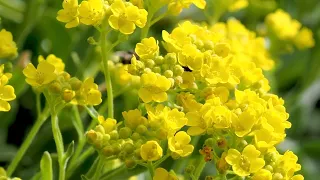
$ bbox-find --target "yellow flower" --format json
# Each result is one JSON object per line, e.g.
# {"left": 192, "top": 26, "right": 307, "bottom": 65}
{"left": 138, "top": 72, "right": 171, "bottom": 103}
{"left": 168, "top": 131, "right": 194, "bottom": 157}
{"left": 186, "top": 111, "right": 211, "bottom": 136}
{"left": 0, "top": 74, "right": 16, "bottom": 112}
{"left": 98, "top": 115, "right": 117, "bottom": 133}
{"left": 0, "top": 64, "right": 12, "bottom": 81}
{"left": 274, "top": 151, "right": 302, "bottom": 180}
{"left": 178, "top": 44, "right": 203, "bottom": 70}
{"left": 266, "top": 9, "right": 301, "bottom": 40}
{"left": 76, "top": 77, "right": 102, "bottom": 105}
{"left": 38, "top": 54, "right": 65, "bottom": 73}
{"left": 23, "top": 61, "right": 57, "bottom": 87}
{"left": 108, "top": 0, "right": 148, "bottom": 34}
{"left": 147, "top": 104, "right": 188, "bottom": 136}
{"left": 180, "top": 72, "right": 196, "bottom": 89}
{"left": 0, "top": 29, "right": 18, "bottom": 59}
{"left": 252, "top": 169, "right": 272, "bottom": 180}
{"left": 176, "top": 92, "right": 202, "bottom": 112}
{"left": 78, "top": 0, "right": 105, "bottom": 26}
{"left": 122, "top": 109, "right": 147, "bottom": 130}
{"left": 135, "top": 37, "right": 159, "bottom": 59}
{"left": 140, "top": 141, "right": 163, "bottom": 161}
{"left": 153, "top": 168, "right": 178, "bottom": 180}
{"left": 232, "top": 108, "right": 257, "bottom": 137}
{"left": 168, "top": 0, "right": 206, "bottom": 15}
{"left": 294, "top": 27, "right": 315, "bottom": 50}
{"left": 228, "top": 0, "right": 248, "bottom": 12}
{"left": 225, "top": 145, "right": 265, "bottom": 176}
{"left": 57, "top": 0, "right": 80, "bottom": 28}
{"left": 0, "top": 167, "right": 21, "bottom": 180}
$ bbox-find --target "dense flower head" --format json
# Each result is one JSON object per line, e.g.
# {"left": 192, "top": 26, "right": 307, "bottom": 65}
{"left": 0, "top": 29, "right": 18, "bottom": 59}
{"left": 0, "top": 65, "right": 16, "bottom": 112}
{"left": 108, "top": 0, "right": 148, "bottom": 34}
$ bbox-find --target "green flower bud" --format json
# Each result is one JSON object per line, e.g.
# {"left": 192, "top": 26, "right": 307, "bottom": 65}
{"left": 265, "top": 165, "right": 273, "bottom": 172}
{"left": 49, "top": 81, "right": 62, "bottom": 94}
{"left": 174, "top": 76, "right": 183, "bottom": 85}
{"left": 206, "top": 128, "right": 214, "bottom": 135}
{"left": 110, "top": 131, "right": 119, "bottom": 140}
{"left": 164, "top": 53, "right": 177, "bottom": 64}
{"left": 204, "top": 40, "right": 214, "bottom": 50}
{"left": 61, "top": 72, "right": 71, "bottom": 80}
{"left": 155, "top": 56, "right": 164, "bottom": 65}
{"left": 119, "top": 127, "right": 132, "bottom": 139}
{"left": 195, "top": 39, "right": 204, "bottom": 48}
{"left": 69, "top": 77, "right": 82, "bottom": 90}
{"left": 205, "top": 138, "right": 214, "bottom": 147}
{"left": 102, "top": 146, "right": 114, "bottom": 157}
{"left": 118, "top": 151, "right": 127, "bottom": 161}
{"left": 134, "top": 149, "right": 141, "bottom": 159}
{"left": 152, "top": 66, "right": 161, "bottom": 74}
{"left": 136, "top": 124, "right": 147, "bottom": 134}
{"left": 102, "top": 134, "right": 111, "bottom": 142}
{"left": 86, "top": 130, "right": 97, "bottom": 144}
{"left": 156, "top": 128, "right": 168, "bottom": 140}
{"left": 272, "top": 173, "right": 283, "bottom": 180}
{"left": 173, "top": 65, "right": 184, "bottom": 76}
{"left": 87, "top": 36, "right": 97, "bottom": 45}
{"left": 112, "top": 144, "right": 121, "bottom": 155}
{"left": 171, "top": 152, "right": 180, "bottom": 160}
{"left": 95, "top": 125, "right": 105, "bottom": 134}
{"left": 131, "top": 132, "right": 140, "bottom": 141}
{"left": 184, "top": 165, "right": 195, "bottom": 174}
{"left": 146, "top": 59, "right": 155, "bottom": 68}
{"left": 205, "top": 176, "right": 214, "bottom": 180}
{"left": 123, "top": 143, "right": 135, "bottom": 154}
{"left": 143, "top": 68, "right": 152, "bottom": 73}
{"left": 125, "top": 159, "right": 137, "bottom": 169}
{"left": 164, "top": 70, "right": 173, "bottom": 78}
{"left": 168, "top": 78, "right": 174, "bottom": 87}
{"left": 161, "top": 64, "right": 170, "bottom": 71}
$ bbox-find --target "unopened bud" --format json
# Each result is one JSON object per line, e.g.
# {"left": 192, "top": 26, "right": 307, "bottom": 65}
{"left": 152, "top": 66, "right": 161, "bottom": 73}
{"left": 110, "top": 131, "right": 119, "bottom": 140}
{"left": 173, "top": 65, "right": 184, "bottom": 76}
{"left": 125, "top": 159, "right": 137, "bottom": 169}
{"left": 87, "top": 37, "right": 97, "bottom": 45}
{"left": 146, "top": 59, "right": 155, "bottom": 68}
{"left": 63, "top": 89, "right": 75, "bottom": 102}
{"left": 164, "top": 70, "right": 173, "bottom": 78}
{"left": 165, "top": 53, "right": 177, "bottom": 64}
{"left": 155, "top": 56, "right": 164, "bottom": 65}
{"left": 184, "top": 165, "right": 195, "bottom": 174}
{"left": 49, "top": 81, "right": 62, "bottom": 93}
{"left": 112, "top": 144, "right": 121, "bottom": 155}
{"left": 136, "top": 125, "right": 147, "bottom": 134}
{"left": 214, "top": 43, "right": 230, "bottom": 58}
{"left": 131, "top": 132, "right": 140, "bottom": 141}
{"left": 95, "top": 125, "right": 105, "bottom": 134}
{"left": 265, "top": 165, "right": 273, "bottom": 172}
{"left": 118, "top": 151, "right": 127, "bottom": 160}
{"left": 61, "top": 72, "right": 71, "bottom": 80}
{"left": 102, "top": 146, "right": 114, "bottom": 157}
{"left": 273, "top": 173, "right": 283, "bottom": 180}
{"left": 86, "top": 130, "right": 97, "bottom": 144}
{"left": 119, "top": 127, "right": 132, "bottom": 139}
{"left": 123, "top": 143, "right": 135, "bottom": 154}
{"left": 171, "top": 152, "right": 180, "bottom": 160}
{"left": 205, "top": 138, "right": 214, "bottom": 147}
{"left": 69, "top": 77, "right": 82, "bottom": 90}
{"left": 143, "top": 68, "right": 152, "bottom": 73}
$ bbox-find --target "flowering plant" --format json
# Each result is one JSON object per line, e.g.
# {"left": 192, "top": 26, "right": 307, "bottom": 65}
{"left": 0, "top": 0, "right": 316, "bottom": 180}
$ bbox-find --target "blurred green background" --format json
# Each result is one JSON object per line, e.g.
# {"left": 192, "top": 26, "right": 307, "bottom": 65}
{"left": 0, "top": 0, "right": 320, "bottom": 179}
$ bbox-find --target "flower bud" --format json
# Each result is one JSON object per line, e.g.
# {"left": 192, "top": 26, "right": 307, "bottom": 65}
{"left": 49, "top": 81, "right": 62, "bottom": 93}
{"left": 63, "top": 89, "right": 75, "bottom": 102}
{"left": 95, "top": 125, "right": 105, "bottom": 134}
{"left": 69, "top": 77, "right": 82, "bottom": 90}
{"left": 87, "top": 37, "right": 97, "bottom": 45}
{"left": 86, "top": 130, "right": 97, "bottom": 144}
{"left": 152, "top": 66, "right": 161, "bottom": 73}
{"left": 174, "top": 76, "right": 183, "bottom": 85}
{"left": 136, "top": 125, "right": 147, "bottom": 134}
{"left": 156, "top": 128, "right": 167, "bottom": 140}
{"left": 143, "top": 68, "right": 152, "bottom": 73}
{"left": 205, "top": 138, "right": 214, "bottom": 147}
{"left": 155, "top": 56, "right": 164, "bottom": 65}
{"left": 119, "top": 127, "right": 132, "bottom": 139}
{"left": 131, "top": 132, "right": 140, "bottom": 141}
{"left": 146, "top": 59, "right": 155, "bottom": 68}
{"left": 102, "top": 146, "right": 114, "bottom": 157}
{"left": 112, "top": 143, "right": 121, "bottom": 155}
{"left": 123, "top": 143, "right": 135, "bottom": 154}
{"left": 161, "top": 64, "right": 170, "bottom": 71}
{"left": 204, "top": 40, "right": 214, "bottom": 50}
{"left": 272, "top": 173, "right": 283, "bottom": 180}
{"left": 164, "top": 70, "right": 173, "bottom": 78}
{"left": 184, "top": 165, "right": 195, "bottom": 174}
{"left": 171, "top": 152, "right": 180, "bottom": 160}
{"left": 125, "top": 159, "right": 137, "bottom": 169}
{"left": 214, "top": 43, "right": 230, "bottom": 58}
{"left": 118, "top": 151, "right": 127, "bottom": 160}
{"left": 173, "top": 65, "right": 184, "bottom": 76}
{"left": 164, "top": 53, "right": 177, "bottom": 64}
{"left": 109, "top": 131, "right": 119, "bottom": 140}
{"left": 205, "top": 176, "right": 214, "bottom": 180}
{"left": 265, "top": 165, "right": 273, "bottom": 172}
{"left": 61, "top": 72, "right": 71, "bottom": 80}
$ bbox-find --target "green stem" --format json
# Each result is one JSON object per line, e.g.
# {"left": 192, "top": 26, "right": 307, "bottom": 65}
{"left": 194, "top": 157, "right": 206, "bottom": 179}
{"left": 51, "top": 111, "right": 66, "bottom": 180}
{"left": 100, "top": 165, "right": 126, "bottom": 180}
{"left": 147, "top": 161, "right": 154, "bottom": 178}
{"left": 92, "top": 156, "right": 105, "bottom": 180}
{"left": 6, "top": 106, "right": 49, "bottom": 176}
{"left": 154, "top": 153, "right": 170, "bottom": 167}
{"left": 140, "top": 4, "right": 155, "bottom": 39}
{"left": 100, "top": 29, "right": 114, "bottom": 119}
{"left": 150, "top": 11, "right": 168, "bottom": 26}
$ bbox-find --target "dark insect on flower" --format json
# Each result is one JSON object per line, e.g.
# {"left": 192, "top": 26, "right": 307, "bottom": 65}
{"left": 115, "top": 50, "right": 139, "bottom": 64}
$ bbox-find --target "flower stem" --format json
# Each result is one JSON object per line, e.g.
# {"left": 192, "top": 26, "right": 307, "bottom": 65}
{"left": 6, "top": 106, "right": 49, "bottom": 176}
{"left": 194, "top": 157, "right": 206, "bottom": 179}
{"left": 51, "top": 110, "right": 66, "bottom": 180}
{"left": 93, "top": 156, "right": 105, "bottom": 180}
{"left": 147, "top": 161, "right": 155, "bottom": 178}
{"left": 100, "top": 28, "right": 114, "bottom": 119}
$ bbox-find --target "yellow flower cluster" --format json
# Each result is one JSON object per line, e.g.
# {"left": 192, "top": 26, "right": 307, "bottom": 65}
{"left": 23, "top": 54, "right": 102, "bottom": 106}
{"left": 0, "top": 65, "right": 16, "bottom": 112}
{"left": 211, "top": 19, "right": 274, "bottom": 70}
{"left": 0, "top": 29, "right": 18, "bottom": 59}
{"left": 85, "top": 19, "right": 303, "bottom": 179}
{"left": 266, "top": 9, "right": 315, "bottom": 50}
{"left": 57, "top": 0, "right": 148, "bottom": 34}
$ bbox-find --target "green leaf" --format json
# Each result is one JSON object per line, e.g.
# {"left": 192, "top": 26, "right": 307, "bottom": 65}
{"left": 64, "top": 141, "right": 75, "bottom": 162}
{"left": 40, "top": 151, "right": 52, "bottom": 180}
{"left": 81, "top": 174, "right": 90, "bottom": 180}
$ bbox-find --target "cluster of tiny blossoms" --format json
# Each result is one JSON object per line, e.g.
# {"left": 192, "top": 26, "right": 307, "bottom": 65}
{"left": 86, "top": 19, "right": 304, "bottom": 179}
{"left": 22, "top": 54, "right": 102, "bottom": 106}
{"left": 266, "top": 9, "right": 315, "bottom": 50}
{"left": 0, "top": 29, "right": 17, "bottom": 112}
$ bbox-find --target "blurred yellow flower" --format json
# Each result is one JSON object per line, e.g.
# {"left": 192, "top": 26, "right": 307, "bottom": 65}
{"left": 38, "top": 54, "right": 65, "bottom": 73}
{"left": 153, "top": 168, "right": 178, "bottom": 180}
{"left": 57, "top": 0, "right": 80, "bottom": 28}
{"left": 294, "top": 27, "right": 315, "bottom": 50}
{"left": 228, "top": 0, "right": 248, "bottom": 12}
{"left": 98, "top": 115, "right": 117, "bottom": 133}
{"left": 23, "top": 61, "right": 57, "bottom": 87}
{"left": 0, "top": 29, "right": 17, "bottom": 59}
{"left": 78, "top": 0, "right": 105, "bottom": 26}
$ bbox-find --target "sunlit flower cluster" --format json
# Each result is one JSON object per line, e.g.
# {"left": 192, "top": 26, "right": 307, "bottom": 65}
{"left": 0, "top": 29, "right": 18, "bottom": 59}
{"left": 23, "top": 54, "right": 102, "bottom": 106}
